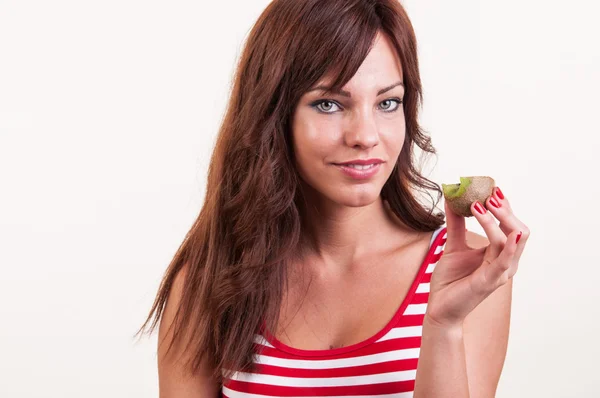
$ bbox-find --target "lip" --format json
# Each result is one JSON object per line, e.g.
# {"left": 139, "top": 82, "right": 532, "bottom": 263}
{"left": 334, "top": 158, "right": 384, "bottom": 166}
{"left": 333, "top": 162, "right": 382, "bottom": 180}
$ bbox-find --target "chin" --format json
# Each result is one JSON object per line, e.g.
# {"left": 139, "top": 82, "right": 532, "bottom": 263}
{"left": 327, "top": 185, "right": 383, "bottom": 208}
{"left": 299, "top": 168, "right": 387, "bottom": 208}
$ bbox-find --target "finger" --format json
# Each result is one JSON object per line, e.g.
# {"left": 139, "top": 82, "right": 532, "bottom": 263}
{"left": 485, "top": 187, "right": 530, "bottom": 261}
{"left": 470, "top": 229, "right": 521, "bottom": 297}
{"left": 444, "top": 199, "right": 466, "bottom": 252}
{"left": 470, "top": 199, "right": 506, "bottom": 259}
{"left": 485, "top": 186, "right": 520, "bottom": 235}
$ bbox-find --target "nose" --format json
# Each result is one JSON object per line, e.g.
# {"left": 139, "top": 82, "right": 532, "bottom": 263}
{"left": 343, "top": 109, "right": 380, "bottom": 149}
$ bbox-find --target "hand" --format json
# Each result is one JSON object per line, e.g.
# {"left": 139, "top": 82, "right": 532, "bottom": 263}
{"left": 425, "top": 187, "right": 530, "bottom": 329}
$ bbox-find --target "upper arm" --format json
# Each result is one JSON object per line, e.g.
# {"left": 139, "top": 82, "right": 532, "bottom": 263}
{"left": 157, "top": 265, "right": 221, "bottom": 398}
{"left": 463, "top": 231, "right": 513, "bottom": 398}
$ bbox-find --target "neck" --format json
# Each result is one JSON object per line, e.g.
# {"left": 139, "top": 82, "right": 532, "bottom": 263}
{"left": 295, "top": 186, "right": 413, "bottom": 273}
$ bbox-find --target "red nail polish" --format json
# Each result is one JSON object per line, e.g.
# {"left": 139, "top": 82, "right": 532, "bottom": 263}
{"left": 496, "top": 187, "right": 505, "bottom": 200}
{"left": 490, "top": 197, "right": 500, "bottom": 208}
{"left": 475, "top": 201, "right": 486, "bottom": 215}
{"left": 516, "top": 231, "right": 522, "bottom": 243}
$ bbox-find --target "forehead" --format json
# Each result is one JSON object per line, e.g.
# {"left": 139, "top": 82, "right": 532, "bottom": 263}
{"left": 356, "top": 34, "right": 403, "bottom": 79}
{"left": 315, "top": 34, "right": 403, "bottom": 92}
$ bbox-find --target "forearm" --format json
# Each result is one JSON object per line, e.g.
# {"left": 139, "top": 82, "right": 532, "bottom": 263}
{"left": 413, "top": 316, "right": 470, "bottom": 398}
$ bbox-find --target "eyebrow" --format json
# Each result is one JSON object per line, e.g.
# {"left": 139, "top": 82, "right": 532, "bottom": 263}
{"left": 307, "top": 81, "right": 404, "bottom": 98}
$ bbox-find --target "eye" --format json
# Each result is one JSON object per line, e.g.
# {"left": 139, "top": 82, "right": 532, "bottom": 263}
{"left": 313, "top": 100, "right": 342, "bottom": 114}
{"left": 310, "top": 98, "right": 404, "bottom": 114}
{"left": 379, "top": 98, "right": 403, "bottom": 112}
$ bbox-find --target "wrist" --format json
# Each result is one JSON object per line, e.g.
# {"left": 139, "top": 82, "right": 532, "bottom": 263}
{"left": 423, "top": 315, "right": 465, "bottom": 337}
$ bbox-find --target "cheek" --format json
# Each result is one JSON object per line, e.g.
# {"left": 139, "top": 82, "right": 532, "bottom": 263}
{"left": 292, "top": 135, "right": 328, "bottom": 178}
{"left": 291, "top": 115, "right": 333, "bottom": 169}
{"left": 380, "top": 127, "right": 405, "bottom": 156}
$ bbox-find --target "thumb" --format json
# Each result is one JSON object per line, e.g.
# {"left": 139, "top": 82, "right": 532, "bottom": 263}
{"left": 444, "top": 199, "right": 466, "bottom": 252}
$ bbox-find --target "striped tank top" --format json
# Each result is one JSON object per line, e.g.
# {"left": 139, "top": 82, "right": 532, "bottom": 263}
{"left": 221, "top": 225, "right": 447, "bottom": 397}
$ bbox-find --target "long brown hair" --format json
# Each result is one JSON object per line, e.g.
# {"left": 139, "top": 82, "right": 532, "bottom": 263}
{"left": 136, "top": 0, "right": 444, "bottom": 385}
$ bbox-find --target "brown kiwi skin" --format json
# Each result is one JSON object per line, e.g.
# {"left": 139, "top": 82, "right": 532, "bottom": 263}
{"left": 444, "top": 176, "right": 496, "bottom": 217}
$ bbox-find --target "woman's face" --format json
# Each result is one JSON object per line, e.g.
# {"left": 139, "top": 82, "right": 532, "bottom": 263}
{"left": 291, "top": 33, "right": 406, "bottom": 208}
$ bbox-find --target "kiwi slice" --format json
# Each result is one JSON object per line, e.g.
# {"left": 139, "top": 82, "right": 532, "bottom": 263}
{"left": 442, "top": 176, "right": 495, "bottom": 217}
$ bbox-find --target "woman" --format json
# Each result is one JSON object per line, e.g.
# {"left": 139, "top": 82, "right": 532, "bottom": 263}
{"left": 137, "top": 0, "right": 530, "bottom": 396}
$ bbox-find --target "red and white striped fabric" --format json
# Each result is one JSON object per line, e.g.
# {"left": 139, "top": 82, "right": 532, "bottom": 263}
{"left": 221, "top": 225, "right": 447, "bottom": 398}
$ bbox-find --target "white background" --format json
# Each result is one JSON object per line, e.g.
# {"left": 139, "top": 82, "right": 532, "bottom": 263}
{"left": 1, "top": 0, "right": 599, "bottom": 396}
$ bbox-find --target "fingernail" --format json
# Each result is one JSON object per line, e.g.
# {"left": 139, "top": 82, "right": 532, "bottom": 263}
{"left": 516, "top": 231, "right": 522, "bottom": 244}
{"left": 496, "top": 187, "right": 505, "bottom": 200}
{"left": 474, "top": 201, "right": 486, "bottom": 215}
{"left": 490, "top": 196, "right": 500, "bottom": 208}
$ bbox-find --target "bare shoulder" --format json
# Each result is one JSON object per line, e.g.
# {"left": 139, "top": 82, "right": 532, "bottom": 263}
{"left": 462, "top": 229, "right": 513, "bottom": 397}
{"left": 157, "top": 264, "right": 221, "bottom": 397}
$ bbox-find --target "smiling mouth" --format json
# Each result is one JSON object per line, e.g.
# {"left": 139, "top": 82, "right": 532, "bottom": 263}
{"left": 332, "top": 162, "right": 383, "bottom": 180}
{"left": 337, "top": 163, "right": 379, "bottom": 170}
